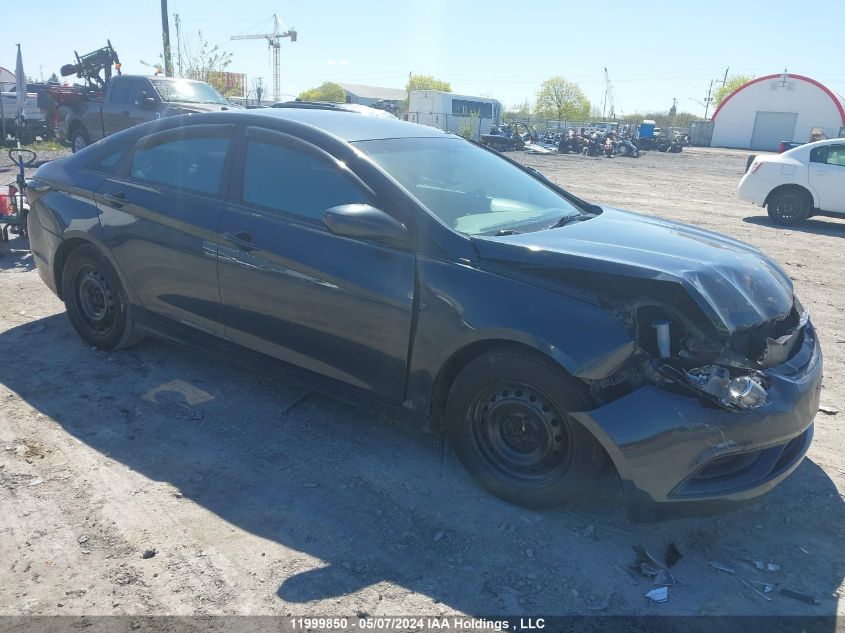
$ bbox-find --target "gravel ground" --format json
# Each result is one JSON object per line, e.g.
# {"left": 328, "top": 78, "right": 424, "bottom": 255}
{"left": 0, "top": 144, "right": 843, "bottom": 619}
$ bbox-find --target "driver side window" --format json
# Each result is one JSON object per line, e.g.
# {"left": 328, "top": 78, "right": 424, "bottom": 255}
{"left": 241, "top": 140, "right": 371, "bottom": 221}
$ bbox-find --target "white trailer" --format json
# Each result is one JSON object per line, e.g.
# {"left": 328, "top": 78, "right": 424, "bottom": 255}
{"left": 407, "top": 90, "right": 502, "bottom": 139}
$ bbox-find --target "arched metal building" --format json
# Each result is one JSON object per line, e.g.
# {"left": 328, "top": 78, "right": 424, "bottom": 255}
{"left": 710, "top": 73, "right": 845, "bottom": 151}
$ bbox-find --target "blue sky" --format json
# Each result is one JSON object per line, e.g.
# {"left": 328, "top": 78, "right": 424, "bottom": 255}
{"left": 8, "top": 0, "right": 843, "bottom": 115}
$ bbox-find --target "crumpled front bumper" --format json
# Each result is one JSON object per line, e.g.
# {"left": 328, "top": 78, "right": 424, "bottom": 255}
{"left": 573, "top": 321, "right": 822, "bottom": 521}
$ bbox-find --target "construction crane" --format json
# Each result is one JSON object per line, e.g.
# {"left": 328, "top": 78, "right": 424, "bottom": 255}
{"left": 601, "top": 67, "right": 619, "bottom": 120}
{"left": 231, "top": 14, "right": 297, "bottom": 103}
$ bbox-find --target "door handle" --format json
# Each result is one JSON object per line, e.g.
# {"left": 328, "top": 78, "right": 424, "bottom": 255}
{"left": 223, "top": 231, "right": 258, "bottom": 251}
{"left": 102, "top": 192, "right": 126, "bottom": 207}
{"left": 121, "top": 110, "right": 130, "bottom": 116}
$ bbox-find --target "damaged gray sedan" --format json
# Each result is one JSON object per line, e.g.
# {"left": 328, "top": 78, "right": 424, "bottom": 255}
{"left": 27, "top": 109, "right": 821, "bottom": 520}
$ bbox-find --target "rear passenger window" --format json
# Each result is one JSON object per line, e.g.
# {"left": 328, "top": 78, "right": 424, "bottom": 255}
{"left": 130, "top": 137, "right": 230, "bottom": 194}
{"left": 824, "top": 145, "right": 845, "bottom": 167}
{"left": 810, "top": 147, "right": 828, "bottom": 163}
{"left": 86, "top": 149, "right": 125, "bottom": 173}
{"left": 242, "top": 141, "right": 369, "bottom": 220}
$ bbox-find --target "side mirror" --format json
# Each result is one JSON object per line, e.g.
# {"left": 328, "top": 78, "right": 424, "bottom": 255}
{"left": 141, "top": 96, "right": 156, "bottom": 109}
{"left": 324, "top": 204, "right": 407, "bottom": 244}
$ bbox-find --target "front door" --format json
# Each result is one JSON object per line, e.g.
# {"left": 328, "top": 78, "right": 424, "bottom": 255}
{"left": 808, "top": 143, "right": 845, "bottom": 213}
{"left": 97, "top": 123, "right": 235, "bottom": 336}
{"left": 101, "top": 77, "right": 137, "bottom": 137}
{"left": 217, "top": 126, "right": 416, "bottom": 401}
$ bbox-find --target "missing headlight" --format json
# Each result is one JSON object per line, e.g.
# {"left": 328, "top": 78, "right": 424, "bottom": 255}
{"left": 686, "top": 365, "right": 768, "bottom": 409}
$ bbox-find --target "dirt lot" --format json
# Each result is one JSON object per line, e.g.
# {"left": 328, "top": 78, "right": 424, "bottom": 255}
{"left": 0, "top": 145, "right": 843, "bottom": 619}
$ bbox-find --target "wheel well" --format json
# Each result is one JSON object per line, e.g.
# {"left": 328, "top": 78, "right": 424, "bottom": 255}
{"left": 430, "top": 339, "right": 578, "bottom": 430}
{"left": 52, "top": 238, "right": 91, "bottom": 300}
{"left": 764, "top": 184, "right": 814, "bottom": 209}
{"left": 430, "top": 339, "right": 617, "bottom": 478}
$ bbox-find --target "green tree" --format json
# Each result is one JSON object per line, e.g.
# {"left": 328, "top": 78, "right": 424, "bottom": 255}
{"left": 714, "top": 75, "right": 753, "bottom": 106}
{"left": 298, "top": 82, "right": 346, "bottom": 103}
{"left": 406, "top": 74, "right": 452, "bottom": 95}
{"left": 534, "top": 76, "right": 590, "bottom": 122}
{"left": 47, "top": 73, "right": 60, "bottom": 85}
{"left": 179, "top": 27, "right": 237, "bottom": 96}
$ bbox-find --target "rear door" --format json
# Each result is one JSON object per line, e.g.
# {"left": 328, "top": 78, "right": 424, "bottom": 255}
{"left": 217, "top": 126, "right": 416, "bottom": 401}
{"left": 808, "top": 143, "right": 845, "bottom": 213}
{"left": 96, "top": 123, "right": 235, "bottom": 336}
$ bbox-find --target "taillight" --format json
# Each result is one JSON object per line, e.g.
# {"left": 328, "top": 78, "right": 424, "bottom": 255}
{"left": 750, "top": 161, "right": 762, "bottom": 174}
{"left": 777, "top": 142, "right": 786, "bottom": 153}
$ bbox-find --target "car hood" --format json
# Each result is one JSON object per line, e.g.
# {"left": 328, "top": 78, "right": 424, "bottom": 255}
{"left": 471, "top": 207, "right": 793, "bottom": 334}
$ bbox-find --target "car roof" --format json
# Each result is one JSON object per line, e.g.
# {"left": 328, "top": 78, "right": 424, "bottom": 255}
{"left": 120, "top": 75, "right": 203, "bottom": 82}
{"left": 233, "top": 107, "right": 449, "bottom": 142}
{"left": 803, "top": 137, "right": 845, "bottom": 147}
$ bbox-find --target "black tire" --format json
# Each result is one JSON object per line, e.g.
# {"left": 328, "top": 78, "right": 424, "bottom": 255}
{"left": 445, "top": 348, "right": 607, "bottom": 508}
{"left": 70, "top": 127, "right": 90, "bottom": 153}
{"left": 61, "top": 244, "right": 142, "bottom": 350}
{"left": 767, "top": 189, "right": 810, "bottom": 226}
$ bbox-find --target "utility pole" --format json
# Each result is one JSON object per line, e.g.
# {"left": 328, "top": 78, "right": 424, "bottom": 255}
{"left": 160, "top": 0, "right": 174, "bottom": 77}
{"left": 703, "top": 78, "right": 714, "bottom": 119}
{"left": 174, "top": 12, "right": 183, "bottom": 76}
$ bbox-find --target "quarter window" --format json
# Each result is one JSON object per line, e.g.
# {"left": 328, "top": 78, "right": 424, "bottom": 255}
{"left": 130, "top": 137, "right": 230, "bottom": 194}
{"left": 86, "top": 148, "right": 125, "bottom": 173}
{"left": 242, "top": 140, "right": 370, "bottom": 221}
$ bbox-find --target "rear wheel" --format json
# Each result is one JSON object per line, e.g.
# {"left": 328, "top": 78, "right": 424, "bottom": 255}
{"left": 445, "top": 348, "right": 606, "bottom": 508}
{"left": 767, "top": 189, "right": 810, "bottom": 226}
{"left": 61, "top": 244, "right": 142, "bottom": 350}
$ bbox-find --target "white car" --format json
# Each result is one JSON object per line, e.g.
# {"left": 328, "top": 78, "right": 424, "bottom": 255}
{"left": 737, "top": 138, "right": 845, "bottom": 225}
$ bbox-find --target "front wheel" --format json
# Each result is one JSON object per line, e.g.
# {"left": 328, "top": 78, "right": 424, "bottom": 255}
{"left": 70, "top": 128, "right": 90, "bottom": 153}
{"left": 445, "top": 348, "right": 607, "bottom": 508}
{"left": 61, "top": 244, "right": 142, "bottom": 350}
{"left": 767, "top": 189, "right": 810, "bottom": 226}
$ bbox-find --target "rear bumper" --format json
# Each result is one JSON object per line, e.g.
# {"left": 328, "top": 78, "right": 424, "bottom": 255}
{"left": 27, "top": 204, "right": 61, "bottom": 296}
{"left": 573, "top": 322, "right": 822, "bottom": 521}
{"left": 736, "top": 174, "right": 768, "bottom": 206}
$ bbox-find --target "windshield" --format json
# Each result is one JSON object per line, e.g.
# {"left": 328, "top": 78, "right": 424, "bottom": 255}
{"left": 150, "top": 79, "right": 229, "bottom": 105}
{"left": 354, "top": 137, "right": 583, "bottom": 235}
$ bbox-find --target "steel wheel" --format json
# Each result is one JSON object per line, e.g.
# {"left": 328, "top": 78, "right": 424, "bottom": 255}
{"left": 768, "top": 189, "right": 810, "bottom": 226}
{"left": 75, "top": 265, "right": 116, "bottom": 334}
{"left": 445, "top": 347, "right": 608, "bottom": 508}
{"left": 71, "top": 130, "right": 89, "bottom": 153}
{"left": 61, "top": 244, "right": 142, "bottom": 350}
{"left": 467, "top": 382, "right": 573, "bottom": 487}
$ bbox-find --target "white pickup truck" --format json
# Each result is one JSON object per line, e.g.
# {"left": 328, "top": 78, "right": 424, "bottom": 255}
{"left": 0, "top": 84, "right": 51, "bottom": 143}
